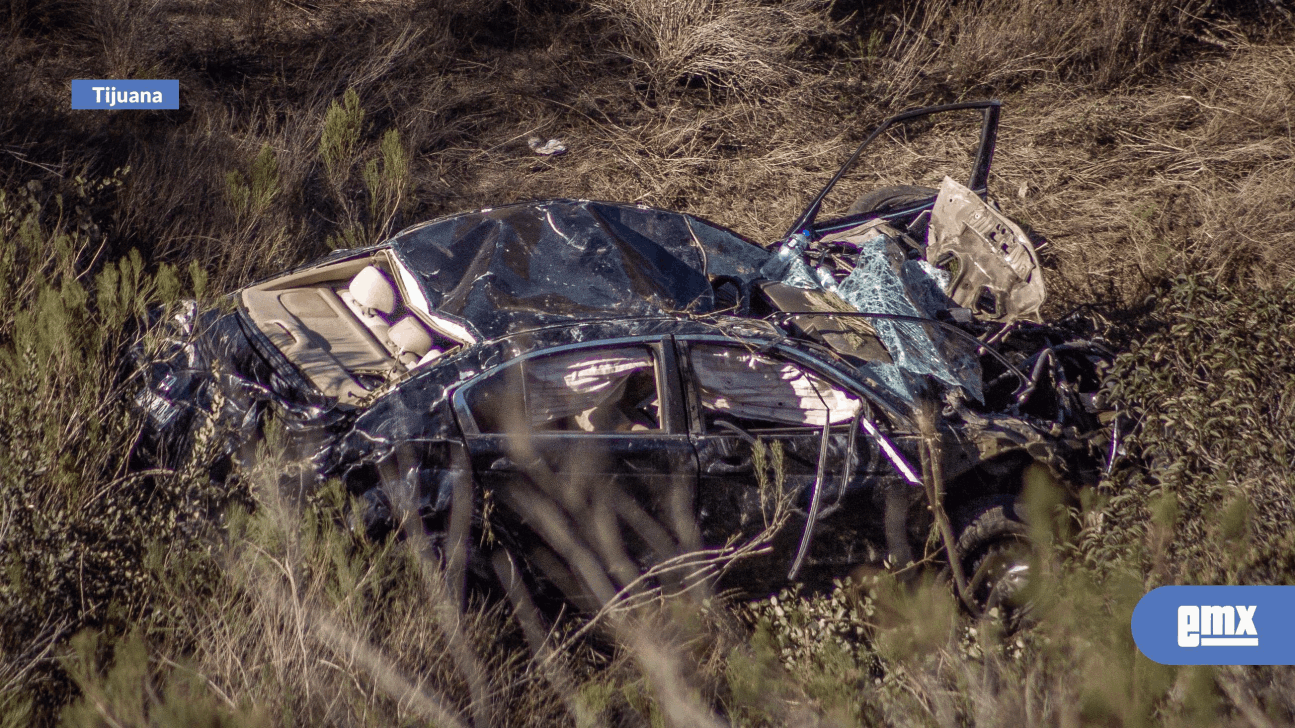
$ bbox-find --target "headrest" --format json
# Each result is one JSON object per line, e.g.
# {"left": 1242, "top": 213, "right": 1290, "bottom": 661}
{"left": 349, "top": 266, "right": 397, "bottom": 315}
{"left": 387, "top": 316, "right": 434, "bottom": 358}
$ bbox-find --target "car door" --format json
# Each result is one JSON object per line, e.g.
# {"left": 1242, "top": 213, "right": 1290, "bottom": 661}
{"left": 675, "top": 337, "right": 890, "bottom": 584}
{"left": 451, "top": 336, "right": 699, "bottom": 610}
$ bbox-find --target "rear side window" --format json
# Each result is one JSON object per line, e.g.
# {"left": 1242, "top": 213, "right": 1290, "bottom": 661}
{"left": 465, "top": 346, "right": 661, "bottom": 433}
{"left": 687, "top": 344, "right": 859, "bottom": 432}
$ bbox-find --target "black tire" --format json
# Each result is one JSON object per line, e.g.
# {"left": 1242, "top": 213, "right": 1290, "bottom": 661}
{"left": 955, "top": 498, "right": 1034, "bottom": 624}
{"left": 847, "top": 185, "right": 938, "bottom": 217}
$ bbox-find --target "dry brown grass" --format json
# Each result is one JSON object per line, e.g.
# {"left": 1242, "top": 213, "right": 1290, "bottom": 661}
{"left": 991, "top": 42, "right": 1295, "bottom": 309}
{"left": 587, "top": 0, "right": 839, "bottom": 97}
{"left": 904, "top": 0, "right": 1215, "bottom": 90}
{"left": 460, "top": 15, "right": 1295, "bottom": 316}
{"left": 131, "top": 438, "right": 559, "bottom": 728}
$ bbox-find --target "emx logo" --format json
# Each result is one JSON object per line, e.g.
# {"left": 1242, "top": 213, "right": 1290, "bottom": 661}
{"left": 1177, "top": 605, "right": 1257, "bottom": 647}
{"left": 1133, "top": 586, "right": 1295, "bottom": 665}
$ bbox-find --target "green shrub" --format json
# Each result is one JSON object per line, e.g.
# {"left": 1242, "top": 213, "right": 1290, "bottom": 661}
{"left": 1083, "top": 275, "right": 1295, "bottom": 586}
{"left": 319, "top": 89, "right": 411, "bottom": 250}
{"left": 0, "top": 174, "right": 239, "bottom": 724}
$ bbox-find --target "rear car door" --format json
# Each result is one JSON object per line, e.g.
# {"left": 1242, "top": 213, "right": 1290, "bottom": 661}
{"left": 675, "top": 337, "right": 889, "bottom": 584}
{"left": 451, "top": 337, "right": 699, "bottom": 609}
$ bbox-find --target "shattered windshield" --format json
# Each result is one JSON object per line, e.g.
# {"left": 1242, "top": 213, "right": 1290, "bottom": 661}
{"left": 766, "top": 224, "right": 985, "bottom": 404}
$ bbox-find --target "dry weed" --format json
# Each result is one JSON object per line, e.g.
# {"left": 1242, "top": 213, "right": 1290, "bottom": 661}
{"left": 990, "top": 42, "right": 1295, "bottom": 308}
{"left": 587, "top": 0, "right": 838, "bottom": 97}
{"left": 139, "top": 441, "right": 556, "bottom": 727}
{"left": 891, "top": 0, "right": 1215, "bottom": 91}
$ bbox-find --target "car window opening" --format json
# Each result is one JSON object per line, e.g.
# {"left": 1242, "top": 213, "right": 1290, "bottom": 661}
{"left": 690, "top": 345, "right": 860, "bottom": 431}
{"left": 467, "top": 347, "right": 662, "bottom": 434}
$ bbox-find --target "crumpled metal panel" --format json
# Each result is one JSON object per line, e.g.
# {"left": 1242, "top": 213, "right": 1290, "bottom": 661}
{"left": 926, "top": 176, "right": 1045, "bottom": 323}
{"left": 323, "top": 318, "right": 731, "bottom": 513}
{"left": 388, "top": 200, "right": 770, "bottom": 341}
{"left": 132, "top": 305, "right": 348, "bottom": 472}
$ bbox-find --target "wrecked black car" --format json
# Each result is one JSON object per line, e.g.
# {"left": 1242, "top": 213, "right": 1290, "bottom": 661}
{"left": 137, "top": 100, "right": 1115, "bottom": 619}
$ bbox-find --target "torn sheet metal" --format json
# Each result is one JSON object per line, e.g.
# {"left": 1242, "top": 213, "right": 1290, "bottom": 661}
{"left": 388, "top": 200, "right": 770, "bottom": 341}
{"left": 132, "top": 305, "right": 345, "bottom": 472}
{"left": 926, "top": 176, "right": 1045, "bottom": 323}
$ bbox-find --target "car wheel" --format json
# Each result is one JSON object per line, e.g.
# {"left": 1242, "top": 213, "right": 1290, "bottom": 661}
{"left": 955, "top": 498, "right": 1034, "bottom": 624}
{"left": 847, "top": 185, "right": 938, "bottom": 216}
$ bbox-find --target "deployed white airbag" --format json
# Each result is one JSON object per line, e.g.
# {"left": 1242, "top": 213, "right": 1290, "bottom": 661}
{"left": 524, "top": 350, "right": 658, "bottom": 431}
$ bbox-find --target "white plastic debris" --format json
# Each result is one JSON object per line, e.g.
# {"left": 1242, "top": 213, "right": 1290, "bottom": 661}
{"left": 527, "top": 137, "right": 567, "bottom": 156}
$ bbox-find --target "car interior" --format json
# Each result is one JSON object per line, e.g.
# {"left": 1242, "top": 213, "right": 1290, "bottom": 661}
{"left": 687, "top": 344, "right": 861, "bottom": 432}
{"left": 240, "top": 250, "right": 469, "bottom": 403}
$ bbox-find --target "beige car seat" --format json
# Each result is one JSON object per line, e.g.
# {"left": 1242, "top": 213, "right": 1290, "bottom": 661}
{"left": 243, "top": 263, "right": 449, "bottom": 401}
{"left": 348, "top": 266, "right": 398, "bottom": 316}
{"left": 388, "top": 316, "right": 439, "bottom": 368}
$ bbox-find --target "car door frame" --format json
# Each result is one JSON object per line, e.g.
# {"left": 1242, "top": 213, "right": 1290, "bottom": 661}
{"left": 447, "top": 334, "right": 702, "bottom": 604}
{"left": 671, "top": 333, "right": 926, "bottom": 577}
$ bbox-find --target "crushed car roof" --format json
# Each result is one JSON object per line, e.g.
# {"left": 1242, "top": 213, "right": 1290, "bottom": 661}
{"left": 386, "top": 199, "right": 771, "bottom": 341}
